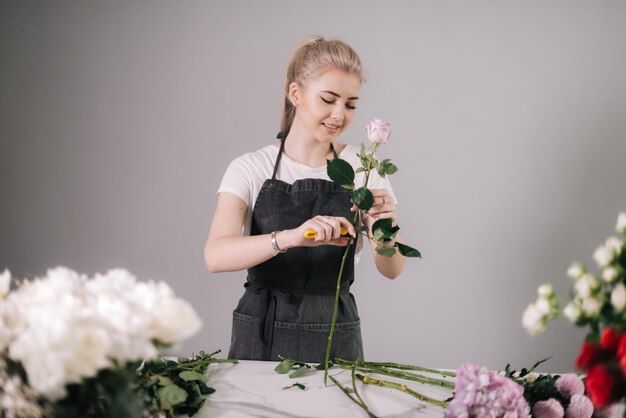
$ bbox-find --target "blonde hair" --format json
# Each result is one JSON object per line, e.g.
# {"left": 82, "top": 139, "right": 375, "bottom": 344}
{"left": 279, "top": 35, "right": 365, "bottom": 137}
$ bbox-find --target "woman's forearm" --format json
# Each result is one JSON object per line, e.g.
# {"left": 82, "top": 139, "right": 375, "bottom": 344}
{"left": 205, "top": 233, "right": 282, "bottom": 273}
{"left": 370, "top": 231, "right": 407, "bottom": 279}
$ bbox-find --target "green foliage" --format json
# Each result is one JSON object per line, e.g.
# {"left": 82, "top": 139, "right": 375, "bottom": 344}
{"left": 327, "top": 158, "right": 355, "bottom": 188}
{"left": 275, "top": 356, "right": 316, "bottom": 379}
{"left": 282, "top": 382, "right": 307, "bottom": 390}
{"left": 352, "top": 187, "right": 374, "bottom": 210}
{"left": 504, "top": 359, "right": 568, "bottom": 410}
{"left": 377, "top": 159, "right": 398, "bottom": 177}
{"left": 396, "top": 242, "right": 421, "bottom": 258}
{"left": 372, "top": 219, "right": 399, "bottom": 243}
{"left": 375, "top": 246, "right": 397, "bottom": 256}
{"left": 50, "top": 365, "right": 144, "bottom": 418}
{"left": 138, "top": 350, "right": 234, "bottom": 418}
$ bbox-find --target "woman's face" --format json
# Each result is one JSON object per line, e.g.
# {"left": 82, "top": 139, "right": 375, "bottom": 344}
{"left": 291, "top": 68, "right": 361, "bottom": 144}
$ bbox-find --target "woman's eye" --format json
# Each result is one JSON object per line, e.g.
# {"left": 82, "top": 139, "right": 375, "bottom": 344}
{"left": 346, "top": 104, "right": 357, "bottom": 110}
{"left": 320, "top": 97, "right": 335, "bottom": 105}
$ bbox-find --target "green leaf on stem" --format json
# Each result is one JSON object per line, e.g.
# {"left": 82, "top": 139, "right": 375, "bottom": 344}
{"left": 274, "top": 359, "right": 295, "bottom": 374}
{"left": 352, "top": 187, "right": 374, "bottom": 210}
{"left": 158, "top": 384, "right": 188, "bottom": 409}
{"left": 376, "top": 246, "right": 397, "bottom": 256}
{"left": 355, "top": 167, "right": 366, "bottom": 173}
{"left": 179, "top": 370, "right": 208, "bottom": 383}
{"left": 327, "top": 158, "right": 355, "bottom": 188}
{"left": 396, "top": 242, "right": 421, "bottom": 258}
{"left": 372, "top": 218, "right": 400, "bottom": 242}
{"left": 283, "top": 382, "right": 307, "bottom": 390}
{"left": 289, "top": 366, "right": 312, "bottom": 379}
{"left": 315, "top": 361, "right": 332, "bottom": 370}
{"left": 377, "top": 159, "right": 398, "bottom": 177}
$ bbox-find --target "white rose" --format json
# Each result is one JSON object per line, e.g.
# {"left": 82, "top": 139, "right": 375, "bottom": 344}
{"left": 567, "top": 263, "right": 586, "bottom": 280}
{"left": 617, "top": 212, "right": 626, "bottom": 235}
{"left": 611, "top": 283, "right": 626, "bottom": 312}
{"left": 538, "top": 283, "right": 554, "bottom": 298}
{"left": 563, "top": 302, "right": 582, "bottom": 323}
{"left": 522, "top": 303, "right": 547, "bottom": 335}
{"left": 0, "top": 269, "right": 11, "bottom": 298}
{"left": 108, "top": 334, "right": 157, "bottom": 362}
{"left": 574, "top": 273, "right": 599, "bottom": 298}
{"left": 64, "top": 326, "right": 112, "bottom": 382}
{"left": 535, "top": 298, "right": 552, "bottom": 316}
{"left": 525, "top": 372, "right": 539, "bottom": 383}
{"left": 9, "top": 328, "right": 69, "bottom": 400}
{"left": 581, "top": 297, "right": 604, "bottom": 317}
{"left": 602, "top": 266, "right": 620, "bottom": 284}
{"left": 593, "top": 245, "right": 614, "bottom": 268}
{"left": 149, "top": 297, "right": 203, "bottom": 344}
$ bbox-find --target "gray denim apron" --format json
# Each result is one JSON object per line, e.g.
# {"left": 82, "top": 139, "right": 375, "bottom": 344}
{"left": 227, "top": 135, "right": 364, "bottom": 363}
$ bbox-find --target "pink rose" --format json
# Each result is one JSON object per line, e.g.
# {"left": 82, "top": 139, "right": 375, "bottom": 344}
{"left": 366, "top": 118, "right": 391, "bottom": 144}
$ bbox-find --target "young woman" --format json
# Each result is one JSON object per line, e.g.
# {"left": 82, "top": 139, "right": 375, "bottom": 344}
{"left": 204, "top": 35, "right": 407, "bottom": 362}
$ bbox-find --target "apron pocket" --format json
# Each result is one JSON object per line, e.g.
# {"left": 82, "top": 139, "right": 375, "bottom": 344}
{"left": 272, "top": 319, "right": 363, "bottom": 363}
{"left": 228, "top": 311, "right": 264, "bottom": 360}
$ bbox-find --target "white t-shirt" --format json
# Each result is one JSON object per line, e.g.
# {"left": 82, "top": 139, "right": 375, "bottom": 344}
{"left": 217, "top": 143, "right": 397, "bottom": 264}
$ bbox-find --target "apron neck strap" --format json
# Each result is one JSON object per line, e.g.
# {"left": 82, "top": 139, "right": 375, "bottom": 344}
{"left": 271, "top": 132, "right": 338, "bottom": 181}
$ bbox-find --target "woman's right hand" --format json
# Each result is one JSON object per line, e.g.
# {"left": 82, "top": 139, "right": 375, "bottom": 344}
{"left": 278, "top": 215, "right": 356, "bottom": 249}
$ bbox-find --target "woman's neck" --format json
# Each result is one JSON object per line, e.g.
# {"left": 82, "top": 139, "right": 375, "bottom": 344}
{"left": 283, "top": 125, "right": 339, "bottom": 167}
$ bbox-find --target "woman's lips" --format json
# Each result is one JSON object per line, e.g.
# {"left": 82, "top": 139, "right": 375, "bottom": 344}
{"left": 322, "top": 122, "right": 341, "bottom": 133}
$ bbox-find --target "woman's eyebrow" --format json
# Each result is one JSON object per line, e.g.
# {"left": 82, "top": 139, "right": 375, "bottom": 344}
{"left": 321, "top": 90, "right": 359, "bottom": 100}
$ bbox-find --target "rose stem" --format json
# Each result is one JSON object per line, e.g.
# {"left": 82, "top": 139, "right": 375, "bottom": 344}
{"left": 329, "top": 374, "right": 378, "bottom": 418}
{"left": 355, "top": 374, "right": 449, "bottom": 409}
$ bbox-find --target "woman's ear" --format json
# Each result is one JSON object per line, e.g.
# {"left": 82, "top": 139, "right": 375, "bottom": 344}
{"left": 288, "top": 81, "right": 301, "bottom": 106}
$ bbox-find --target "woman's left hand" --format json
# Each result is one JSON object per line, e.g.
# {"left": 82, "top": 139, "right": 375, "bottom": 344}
{"left": 351, "top": 188, "right": 397, "bottom": 230}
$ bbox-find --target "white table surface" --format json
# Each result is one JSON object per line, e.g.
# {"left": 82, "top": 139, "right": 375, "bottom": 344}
{"left": 196, "top": 360, "right": 453, "bottom": 418}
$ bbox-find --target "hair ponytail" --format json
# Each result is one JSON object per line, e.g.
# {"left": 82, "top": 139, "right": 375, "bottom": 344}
{"left": 279, "top": 35, "right": 364, "bottom": 138}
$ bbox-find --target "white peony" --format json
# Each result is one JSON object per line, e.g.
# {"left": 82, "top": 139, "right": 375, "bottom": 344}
{"left": 563, "top": 302, "right": 582, "bottom": 323}
{"left": 617, "top": 212, "right": 626, "bottom": 235}
{"left": 150, "top": 297, "right": 203, "bottom": 344}
{"left": 0, "top": 269, "right": 10, "bottom": 298}
{"left": 537, "top": 283, "right": 554, "bottom": 298}
{"left": 593, "top": 245, "right": 614, "bottom": 268}
{"left": 574, "top": 273, "right": 599, "bottom": 298}
{"left": 611, "top": 283, "right": 626, "bottom": 312}
{"left": 602, "top": 266, "right": 620, "bottom": 284}
{"left": 0, "top": 266, "right": 202, "bottom": 400}
{"left": 522, "top": 303, "right": 547, "bottom": 335}
{"left": 567, "top": 263, "right": 586, "bottom": 280}
{"left": 581, "top": 297, "right": 604, "bottom": 317}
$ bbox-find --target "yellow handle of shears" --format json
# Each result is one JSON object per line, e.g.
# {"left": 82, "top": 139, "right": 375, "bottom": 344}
{"left": 304, "top": 227, "right": 348, "bottom": 239}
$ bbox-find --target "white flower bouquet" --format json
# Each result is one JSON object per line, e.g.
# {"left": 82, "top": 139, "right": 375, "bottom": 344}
{"left": 0, "top": 266, "right": 225, "bottom": 418}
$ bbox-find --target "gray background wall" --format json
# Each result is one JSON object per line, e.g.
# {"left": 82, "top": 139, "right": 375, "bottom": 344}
{"left": 1, "top": 0, "right": 625, "bottom": 372}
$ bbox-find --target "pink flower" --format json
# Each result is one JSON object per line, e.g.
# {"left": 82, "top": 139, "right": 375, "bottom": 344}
{"left": 565, "top": 394, "right": 593, "bottom": 418}
{"left": 592, "top": 403, "right": 618, "bottom": 418}
{"left": 533, "top": 398, "right": 565, "bottom": 418}
{"left": 555, "top": 374, "right": 585, "bottom": 398}
{"left": 365, "top": 118, "right": 391, "bottom": 144}
{"left": 444, "top": 363, "right": 530, "bottom": 418}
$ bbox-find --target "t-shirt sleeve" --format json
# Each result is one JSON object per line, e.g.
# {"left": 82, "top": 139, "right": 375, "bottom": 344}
{"left": 217, "top": 156, "right": 252, "bottom": 206}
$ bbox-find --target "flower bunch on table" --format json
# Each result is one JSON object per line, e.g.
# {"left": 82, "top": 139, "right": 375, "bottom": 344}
{"left": 0, "top": 266, "right": 228, "bottom": 418}
{"left": 524, "top": 212, "right": 626, "bottom": 411}
{"left": 323, "top": 118, "right": 421, "bottom": 383}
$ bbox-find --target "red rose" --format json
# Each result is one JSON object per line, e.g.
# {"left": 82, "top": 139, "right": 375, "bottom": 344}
{"left": 576, "top": 341, "right": 606, "bottom": 369}
{"left": 617, "top": 333, "right": 626, "bottom": 359}
{"left": 601, "top": 328, "right": 623, "bottom": 352}
{"left": 586, "top": 365, "right": 619, "bottom": 407}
